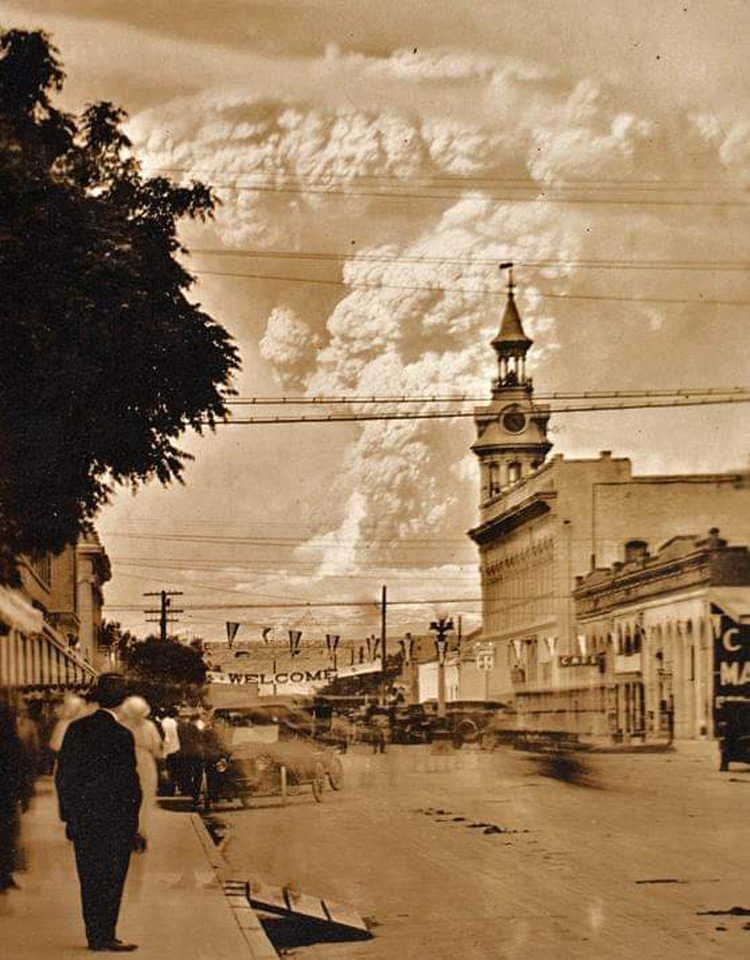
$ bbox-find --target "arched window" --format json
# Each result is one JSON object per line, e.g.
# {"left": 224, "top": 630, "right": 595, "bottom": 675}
{"left": 488, "top": 462, "right": 500, "bottom": 497}
{"left": 624, "top": 627, "right": 633, "bottom": 657}
{"left": 507, "top": 461, "right": 522, "bottom": 484}
{"left": 633, "top": 625, "right": 643, "bottom": 654}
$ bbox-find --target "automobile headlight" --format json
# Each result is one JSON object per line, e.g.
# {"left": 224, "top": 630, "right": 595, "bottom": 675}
{"left": 215, "top": 758, "right": 228, "bottom": 773}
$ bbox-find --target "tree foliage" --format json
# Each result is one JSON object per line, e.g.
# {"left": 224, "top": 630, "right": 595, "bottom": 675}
{"left": 119, "top": 635, "right": 208, "bottom": 696}
{"left": 0, "top": 29, "right": 240, "bottom": 562}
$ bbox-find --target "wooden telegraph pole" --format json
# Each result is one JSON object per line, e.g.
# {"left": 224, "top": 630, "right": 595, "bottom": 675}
{"left": 380, "top": 585, "right": 387, "bottom": 704}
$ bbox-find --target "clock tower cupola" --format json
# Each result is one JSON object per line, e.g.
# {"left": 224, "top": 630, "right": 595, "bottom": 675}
{"left": 472, "top": 265, "right": 552, "bottom": 505}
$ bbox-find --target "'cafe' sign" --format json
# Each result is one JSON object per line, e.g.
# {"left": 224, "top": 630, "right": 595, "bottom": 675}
{"left": 558, "top": 654, "right": 601, "bottom": 668}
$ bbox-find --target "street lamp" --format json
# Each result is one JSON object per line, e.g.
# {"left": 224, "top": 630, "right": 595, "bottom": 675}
{"left": 430, "top": 616, "right": 454, "bottom": 720}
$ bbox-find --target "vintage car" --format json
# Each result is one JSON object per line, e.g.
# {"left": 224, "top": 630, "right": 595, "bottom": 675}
{"left": 391, "top": 704, "right": 438, "bottom": 744}
{"left": 446, "top": 700, "right": 508, "bottom": 747}
{"left": 201, "top": 738, "right": 345, "bottom": 811}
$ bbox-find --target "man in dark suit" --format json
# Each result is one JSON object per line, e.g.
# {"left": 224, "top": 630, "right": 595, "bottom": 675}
{"left": 56, "top": 674, "right": 142, "bottom": 952}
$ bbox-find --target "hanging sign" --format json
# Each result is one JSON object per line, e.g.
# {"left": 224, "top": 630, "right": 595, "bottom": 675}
{"left": 712, "top": 604, "right": 750, "bottom": 697}
{"left": 559, "top": 654, "right": 601, "bottom": 668}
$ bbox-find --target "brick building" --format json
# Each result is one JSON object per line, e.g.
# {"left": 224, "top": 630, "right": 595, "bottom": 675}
{"left": 467, "top": 279, "right": 750, "bottom": 739}
{"left": 573, "top": 529, "right": 750, "bottom": 742}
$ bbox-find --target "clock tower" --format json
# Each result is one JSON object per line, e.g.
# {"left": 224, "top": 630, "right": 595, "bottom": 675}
{"left": 472, "top": 266, "right": 551, "bottom": 505}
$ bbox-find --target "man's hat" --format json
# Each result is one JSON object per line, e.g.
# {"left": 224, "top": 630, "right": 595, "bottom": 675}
{"left": 90, "top": 672, "right": 129, "bottom": 709}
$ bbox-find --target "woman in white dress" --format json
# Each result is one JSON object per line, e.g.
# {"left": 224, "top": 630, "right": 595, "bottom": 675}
{"left": 120, "top": 696, "right": 164, "bottom": 843}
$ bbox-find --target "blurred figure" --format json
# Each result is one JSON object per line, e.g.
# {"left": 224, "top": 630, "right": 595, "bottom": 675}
{"left": 159, "top": 708, "right": 181, "bottom": 796}
{"left": 0, "top": 698, "right": 23, "bottom": 893}
{"left": 49, "top": 694, "right": 86, "bottom": 755}
{"left": 16, "top": 703, "right": 41, "bottom": 805}
{"left": 176, "top": 711, "right": 205, "bottom": 805}
{"left": 120, "top": 697, "right": 163, "bottom": 844}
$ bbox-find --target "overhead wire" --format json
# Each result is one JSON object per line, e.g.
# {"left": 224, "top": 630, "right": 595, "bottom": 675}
{"left": 211, "top": 394, "right": 750, "bottom": 425}
{"left": 189, "top": 266, "right": 750, "bottom": 308}
{"left": 222, "top": 387, "right": 750, "bottom": 407}
{"left": 145, "top": 165, "right": 750, "bottom": 189}
{"left": 187, "top": 246, "right": 750, "bottom": 273}
{"left": 142, "top": 167, "right": 750, "bottom": 207}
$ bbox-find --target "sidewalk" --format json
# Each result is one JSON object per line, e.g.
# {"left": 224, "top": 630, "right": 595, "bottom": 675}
{"left": 1, "top": 779, "right": 276, "bottom": 960}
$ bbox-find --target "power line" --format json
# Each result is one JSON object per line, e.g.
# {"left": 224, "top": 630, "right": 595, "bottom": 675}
{"left": 188, "top": 247, "right": 750, "bottom": 273}
{"left": 106, "top": 591, "right": 589, "bottom": 612}
{"left": 146, "top": 165, "right": 750, "bottom": 189}
{"left": 223, "top": 387, "right": 750, "bottom": 407}
{"left": 105, "top": 532, "right": 471, "bottom": 545}
{"left": 211, "top": 394, "right": 750, "bottom": 425}
{"left": 191, "top": 267, "right": 750, "bottom": 308}
{"left": 144, "top": 167, "right": 750, "bottom": 207}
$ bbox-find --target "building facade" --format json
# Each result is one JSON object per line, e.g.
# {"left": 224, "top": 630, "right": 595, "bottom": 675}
{"left": 573, "top": 530, "right": 750, "bottom": 742}
{"left": 468, "top": 282, "right": 750, "bottom": 739}
{"left": 0, "top": 533, "right": 110, "bottom": 692}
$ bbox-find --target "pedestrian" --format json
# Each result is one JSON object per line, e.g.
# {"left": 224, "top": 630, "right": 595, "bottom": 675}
{"left": 0, "top": 697, "right": 23, "bottom": 894}
{"left": 55, "top": 673, "right": 142, "bottom": 952}
{"left": 49, "top": 693, "right": 87, "bottom": 755}
{"left": 120, "top": 696, "right": 163, "bottom": 845}
{"left": 16, "top": 702, "right": 41, "bottom": 805}
{"left": 160, "top": 707, "right": 181, "bottom": 796}
{"left": 177, "top": 711, "right": 207, "bottom": 807}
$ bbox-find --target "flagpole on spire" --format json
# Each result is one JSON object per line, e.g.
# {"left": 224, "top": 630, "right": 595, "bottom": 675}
{"left": 499, "top": 260, "right": 515, "bottom": 297}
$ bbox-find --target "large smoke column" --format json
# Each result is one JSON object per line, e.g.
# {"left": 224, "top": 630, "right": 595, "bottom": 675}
{"left": 127, "top": 45, "right": 748, "bottom": 625}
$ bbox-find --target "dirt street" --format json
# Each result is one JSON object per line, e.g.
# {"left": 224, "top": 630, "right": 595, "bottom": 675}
{"left": 218, "top": 743, "right": 750, "bottom": 959}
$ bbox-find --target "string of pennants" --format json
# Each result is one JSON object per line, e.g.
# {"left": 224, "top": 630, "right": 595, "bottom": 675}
{"left": 225, "top": 621, "right": 378, "bottom": 663}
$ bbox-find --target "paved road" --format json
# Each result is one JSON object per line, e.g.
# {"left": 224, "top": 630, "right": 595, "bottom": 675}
{"left": 217, "top": 743, "right": 750, "bottom": 959}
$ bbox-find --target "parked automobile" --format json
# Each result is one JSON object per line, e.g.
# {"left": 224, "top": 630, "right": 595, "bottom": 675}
{"left": 446, "top": 700, "right": 508, "bottom": 748}
{"left": 200, "top": 739, "right": 345, "bottom": 811}
{"left": 391, "top": 704, "right": 438, "bottom": 744}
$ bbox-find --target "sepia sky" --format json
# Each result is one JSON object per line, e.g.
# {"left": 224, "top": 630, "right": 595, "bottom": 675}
{"left": 4, "top": 1, "right": 749, "bottom": 641}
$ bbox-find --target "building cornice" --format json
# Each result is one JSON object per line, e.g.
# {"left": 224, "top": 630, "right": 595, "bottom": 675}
{"left": 469, "top": 490, "right": 556, "bottom": 544}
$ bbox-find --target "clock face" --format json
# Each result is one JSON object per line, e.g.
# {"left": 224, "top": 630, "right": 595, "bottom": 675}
{"left": 502, "top": 410, "right": 527, "bottom": 433}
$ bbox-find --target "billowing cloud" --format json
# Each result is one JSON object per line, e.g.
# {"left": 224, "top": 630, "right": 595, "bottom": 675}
{"left": 119, "top": 42, "right": 750, "bottom": 629}
{"left": 259, "top": 306, "right": 320, "bottom": 386}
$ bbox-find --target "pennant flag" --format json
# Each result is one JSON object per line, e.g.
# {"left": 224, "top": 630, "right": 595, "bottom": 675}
{"left": 226, "top": 622, "right": 241, "bottom": 648}
{"left": 261, "top": 626, "right": 272, "bottom": 644}
{"left": 326, "top": 634, "right": 341, "bottom": 653}
{"left": 288, "top": 629, "right": 302, "bottom": 657}
{"left": 545, "top": 636, "right": 558, "bottom": 659}
{"left": 358, "top": 646, "right": 365, "bottom": 663}
{"left": 577, "top": 634, "right": 588, "bottom": 656}
{"left": 372, "top": 637, "right": 381, "bottom": 660}
{"left": 511, "top": 639, "right": 524, "bottom": 662}
{"left": 365, "top": 636, "right": 372, "bottom": 659}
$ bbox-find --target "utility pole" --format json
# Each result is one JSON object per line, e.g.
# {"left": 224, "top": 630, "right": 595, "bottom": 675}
{"left": 380, "top": 585, "right": 387, "bottom": 704}
{"left": 430, "top": 615, "right": 454, "bottom": 720}
{"left": 144, "top": 590, "right": 184, "bottom": 642}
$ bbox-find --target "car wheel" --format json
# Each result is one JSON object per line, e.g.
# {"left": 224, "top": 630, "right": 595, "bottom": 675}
{"left": 327, "top": 754, "right": 344, "bottom": 791}
{"left": 311, "top": 762, "right": 326, "bottom": 802}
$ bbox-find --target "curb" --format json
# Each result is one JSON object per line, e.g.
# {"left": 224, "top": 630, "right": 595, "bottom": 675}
{"left": 189, "top": 815, "right": 278, "bottom": 960}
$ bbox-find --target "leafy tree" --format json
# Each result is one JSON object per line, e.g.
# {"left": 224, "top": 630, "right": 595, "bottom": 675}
{"left": 98, "top": 619, "right": 136, "bottom": 655}
{"left": 119, "top": 635, "right": 209, "bottom": 709}
{"left": 0, "top": 29, "right": 240, "bottom": 573}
